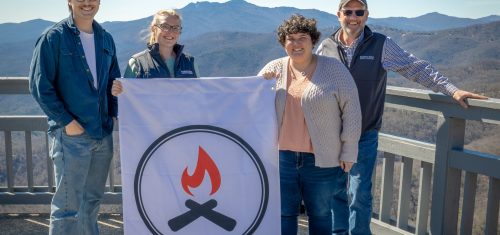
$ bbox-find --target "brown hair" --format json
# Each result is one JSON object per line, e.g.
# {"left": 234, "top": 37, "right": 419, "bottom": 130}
{"left": 277, "top": 14, "right": 321, "bottom": 47}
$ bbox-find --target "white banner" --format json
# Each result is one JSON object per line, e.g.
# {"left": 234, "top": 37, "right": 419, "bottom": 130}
{"left": 118, "top": 77, "right": 279, "bottom": 235}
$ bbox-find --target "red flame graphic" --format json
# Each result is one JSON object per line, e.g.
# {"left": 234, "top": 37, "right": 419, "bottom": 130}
{"left": 181, "top": 146, "right": 221, "bottom": 196}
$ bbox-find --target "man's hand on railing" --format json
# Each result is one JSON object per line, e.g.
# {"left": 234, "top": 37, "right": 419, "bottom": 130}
{"left": 452, "top": 89, "right": 488, "bottom": 109}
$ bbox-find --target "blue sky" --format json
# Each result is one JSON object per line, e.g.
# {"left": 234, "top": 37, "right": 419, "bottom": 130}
{"left": 1, "top": 0, "right": 499, "bottom": 23}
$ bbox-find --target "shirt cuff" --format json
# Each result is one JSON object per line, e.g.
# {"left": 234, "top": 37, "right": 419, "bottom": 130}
{"left": 442, "top": 83, "right": 459, "bottom": 97}
{"left": 339, "top": 142, "right": 359, "bottom": 163}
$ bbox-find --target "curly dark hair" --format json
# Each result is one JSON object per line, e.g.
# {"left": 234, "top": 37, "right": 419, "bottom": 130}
{"left": 277, "top": 14, "right": 321, "bottom": 47}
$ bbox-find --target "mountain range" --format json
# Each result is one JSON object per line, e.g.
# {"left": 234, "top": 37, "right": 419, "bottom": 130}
{"left": 0, "top": 0, "right": 499, "bottom": 79}
{"left": 2, "top": 1, "right": 499, "bottom": 44}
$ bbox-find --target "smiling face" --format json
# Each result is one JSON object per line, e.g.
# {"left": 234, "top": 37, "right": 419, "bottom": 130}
{"left": 337, "top": 0, "right": 368, "bottom": 40}
{"left": 68, "top": 0, "right": 100, "bottom": 22}
{"left": 151, "top": 15, "right": 181, "bottom": 48}
{"left": 284, "top": 33, "right": 314, "bottom": 65}
{"left": 277, "top": 15, "right": 320, "bottom": 66}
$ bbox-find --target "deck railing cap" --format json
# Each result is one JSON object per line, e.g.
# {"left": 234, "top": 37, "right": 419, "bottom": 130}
{"left": 386, "top": 86, "right": 500, "bottom": 110}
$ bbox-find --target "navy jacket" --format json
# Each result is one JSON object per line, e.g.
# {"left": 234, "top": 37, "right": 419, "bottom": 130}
{"left": 29, "top": 16, "right": 120, "bottom": 139}
{"left": 126, "top": 43, "right": 197, "bottom": 78}
{"left": 317, "top": 26, "right": 387, "bottom": 133}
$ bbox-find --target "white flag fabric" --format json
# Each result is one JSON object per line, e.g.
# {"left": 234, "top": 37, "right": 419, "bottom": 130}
{"left": 118, "top": 77, "right": 279, "bottom": 235}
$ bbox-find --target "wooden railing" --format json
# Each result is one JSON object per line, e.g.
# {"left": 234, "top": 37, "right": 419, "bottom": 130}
{"left": 372, "top": 87, "right": 500, "bottom": 235}
{"left": 0, "top": 77, "right": 121, "bottom": 204}
{"left": 1, "top": 78, "right": 499, "bottom": 234}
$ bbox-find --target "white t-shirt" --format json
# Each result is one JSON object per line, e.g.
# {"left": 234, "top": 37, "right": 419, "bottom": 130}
{"left": 79, "top": 31, "right": 98, "bottom": 89}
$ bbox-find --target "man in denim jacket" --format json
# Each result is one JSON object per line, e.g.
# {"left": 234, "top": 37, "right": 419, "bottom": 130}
{"left": 29, "top": 0, "right": 120, "bottom": 234}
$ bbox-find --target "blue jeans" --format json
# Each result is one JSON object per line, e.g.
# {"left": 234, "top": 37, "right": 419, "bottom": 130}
{"left": 48, "top": 128, "right": 113, "bottom": 235}
{"left": 348, "top": 130, "right": 379, "bottom": 235}
{"left": 280, "top": 150, "right": 347, "bottom": 235}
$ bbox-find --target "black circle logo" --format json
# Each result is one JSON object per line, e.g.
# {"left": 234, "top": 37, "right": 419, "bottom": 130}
{"left": 134, "top": 125, "right": 269, "bottom": 234}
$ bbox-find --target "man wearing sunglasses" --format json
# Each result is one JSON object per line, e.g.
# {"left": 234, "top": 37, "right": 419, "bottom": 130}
{"left": 317, "top": 0, "right": 487, "bottom": 234}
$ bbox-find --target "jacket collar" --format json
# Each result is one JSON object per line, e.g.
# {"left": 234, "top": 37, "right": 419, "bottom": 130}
{"left": 148, "top": 43, "right": 185, "bottom": 61}
{"left": 65, "top": 14, "right": 103, "bottom": 36}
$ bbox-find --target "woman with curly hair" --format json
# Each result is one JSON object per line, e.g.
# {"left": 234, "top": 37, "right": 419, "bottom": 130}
{"left": 259, "top": 14, "right": 362, "bottom": 234}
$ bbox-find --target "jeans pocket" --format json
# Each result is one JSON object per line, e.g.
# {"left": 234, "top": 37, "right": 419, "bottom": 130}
{"left": 63, "top": 127, "right": 86, "bottom": 138}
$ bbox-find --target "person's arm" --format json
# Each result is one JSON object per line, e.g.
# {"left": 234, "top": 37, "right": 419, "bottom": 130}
{"left": 114, "top": 57, "right": 139, "bottom": 97}
{"left": 193, "top": 59, "right": 200, "bottom": 78}
{"left": 257, "top": 59, "right": 282, "bottom": 79}
{"left": 336, "top": 64, "right": 362, "bottom": 169}
{"left": 29, "top": 33, "right": 74, "bottom": 127}
{"left": 315, "top": 37, "right": 336, "bottom": 56}
{"left": 107, "top": 40, "right": 121, "bottom": 118}
{"left": 123, "top": 57, "right": 139, "bottom": 78}
{"left": 381, "top": 37, "right": 487, "bottom": 108}
{"left": 315, "top": 41, "right": 325, "bottom": 55}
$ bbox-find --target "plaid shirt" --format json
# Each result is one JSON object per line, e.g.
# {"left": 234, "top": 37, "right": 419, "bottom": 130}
{"left": 330, "top": 30, "right": 457, "bottom": 96}
{"left": 337, "top": 32, "right": 364, "bottom": 67}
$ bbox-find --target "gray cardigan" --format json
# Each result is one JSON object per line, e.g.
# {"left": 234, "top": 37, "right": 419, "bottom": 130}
{"left": 259, "top": 55, "right": 362, "bottom": 167}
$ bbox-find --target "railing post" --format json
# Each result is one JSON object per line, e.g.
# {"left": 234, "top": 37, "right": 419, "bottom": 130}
{"left": 108, "top": 158, "right": 116, "bottom": 192}
{"left": 397, "top": 156, "right": 413, "bottom": 229}
{"left": 45, "top": 132, "right": 55, "bottom": 192}
{"left": 485, "top": 177, "right": 499, "bottom": 235}
{"left": 25, "top": 131, "right": 34, "bottom": 192}
{"left": 380, "top": 152, "right": 395, "bottom": 223}
{"left": 5, "top": 131, "right": 14, "bottom": 192}
{"left": 460, "top": 172, "right": 478, "bottom": 235}
{"left": 415, "top": 161, "right": 432, "bottom": 235}
{"left": 431, "top": 116, "right": 464, "bottom": 234}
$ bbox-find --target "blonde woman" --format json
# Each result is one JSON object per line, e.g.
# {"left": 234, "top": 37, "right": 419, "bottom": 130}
{"left": 112, "top": 9, "right": 198, "bottom": 95}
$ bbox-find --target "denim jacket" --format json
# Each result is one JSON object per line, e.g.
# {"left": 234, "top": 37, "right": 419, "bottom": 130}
{"left": 29, "top": 16, "right": 120, "bottom": 139}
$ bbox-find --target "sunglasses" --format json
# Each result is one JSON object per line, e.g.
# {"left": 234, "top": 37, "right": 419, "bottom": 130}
{"left": 342, "top": 9, "right": 366, "bottom": 17}
{"left": 155, "top": 24, "right": 182, "bottom": 33}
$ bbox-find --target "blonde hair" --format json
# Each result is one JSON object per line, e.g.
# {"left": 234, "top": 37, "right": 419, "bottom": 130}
{"left": 148, "top": 9, "right": 183, "bottom": 45}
